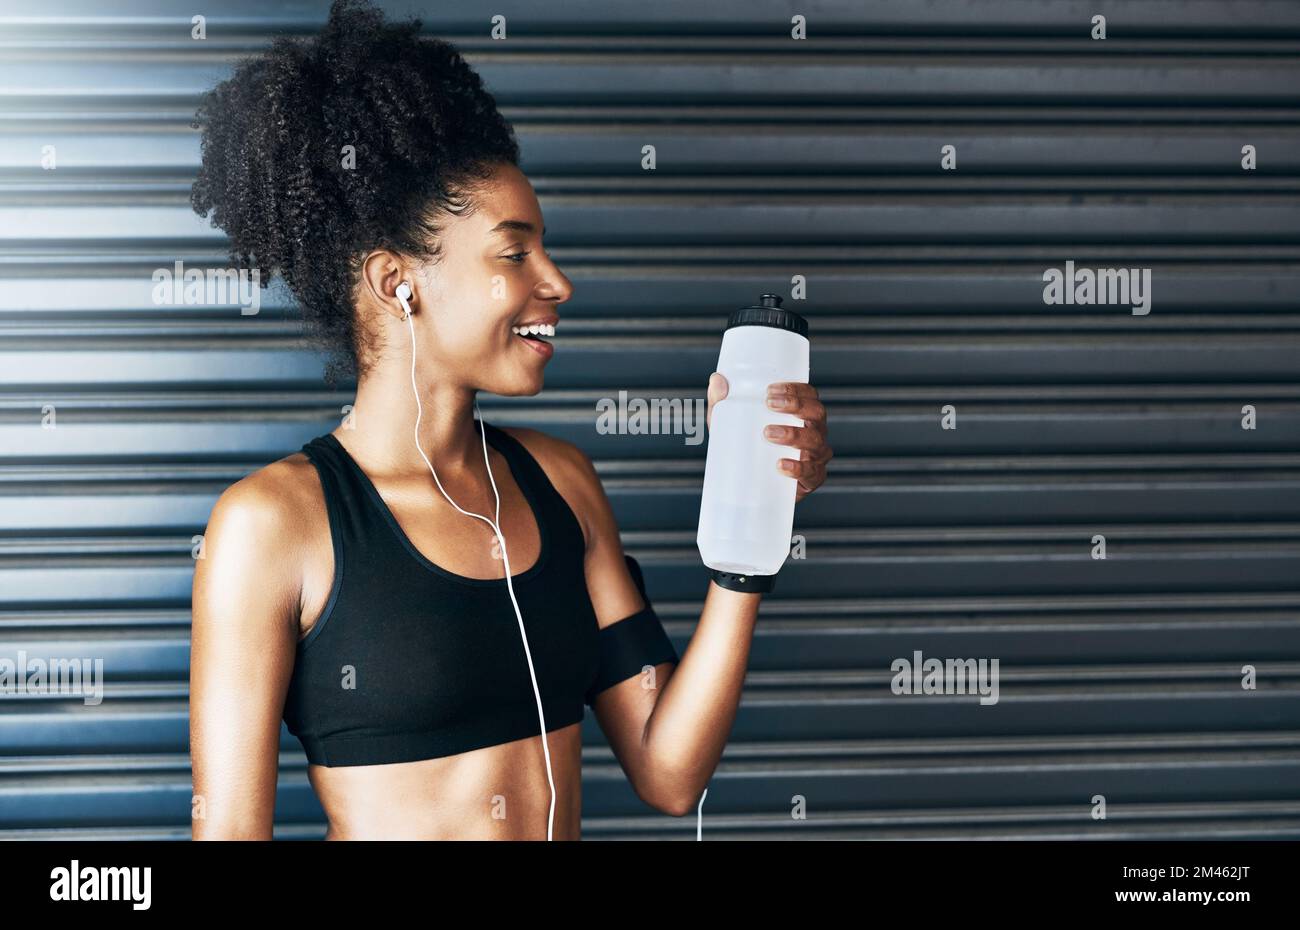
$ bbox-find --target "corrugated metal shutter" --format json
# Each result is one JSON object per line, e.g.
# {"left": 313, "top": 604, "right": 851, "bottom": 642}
{"left": 2, "top": 0, "right": 1298, "bottom": 839}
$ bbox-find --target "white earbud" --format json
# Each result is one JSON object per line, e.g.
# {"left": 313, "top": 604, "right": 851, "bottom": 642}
{"left": 395, "top": 281, "right": 412, "bottom": 318}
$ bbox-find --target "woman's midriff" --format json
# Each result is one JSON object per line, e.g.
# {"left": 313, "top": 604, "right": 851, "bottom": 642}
{"left": 308, "top": 722, "right": 584, "bottom": 840}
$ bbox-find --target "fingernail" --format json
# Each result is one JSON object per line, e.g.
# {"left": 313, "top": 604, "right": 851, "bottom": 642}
{"left": 767, "top": 395, "right": 788, "bottom": 409}
{"left": 764, "top": 425, "right": 783, "bottom": 439}
{"left": 780, "top": 460, "right": 796, "bottom": 473}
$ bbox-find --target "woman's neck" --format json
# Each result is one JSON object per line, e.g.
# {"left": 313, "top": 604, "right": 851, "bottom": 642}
{"left": 336, "top": 362, "right": 485, "bottom": 478}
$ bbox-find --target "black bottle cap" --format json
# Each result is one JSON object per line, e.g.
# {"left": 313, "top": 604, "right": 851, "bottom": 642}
{"left": 725, "top": 294, "right": 809, "bottom": 338}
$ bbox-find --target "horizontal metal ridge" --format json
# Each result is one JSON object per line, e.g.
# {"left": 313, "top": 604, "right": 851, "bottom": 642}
{"left": 578, "top": 807, "right": 1300, "bottom": 841}
{"left": 2, "top": 594, "right": 1297, "bottom": 629}
{"left": 6, "top": 808, "right": 1300, "bottom": 842}
{"left": 0, "top": 668, "right": 1294, "bottom": 706}
{"left": 599, "top": 731, "right": 1300, "bottom": 760}
{"left": 5, "top": 733, "right": 1300, "bottom": 777}
{"left": 742, "top": 662, "right": 1300, "bottom": 688}
{"left": 664, "top": 590, "right": 1300, "bottom": 616}
{"left": 1, "top": 264, "right": 1297, "bottom": 319}
{"left": 1, "top": 451, "right": 1299, "bottom": 481}
{"left": 4, "top": 0, "right": 1300, "bottom": 37}
{"left": 6, "top": 245, "right": 1300, "bottom": 265}
{"left": 8, "top": 815, "right": 1300, "bottom": 841}
{"left": 7, "top": 197, "right": 1300, "bottom": 247}
{"left": 4, "top": 385, "right": 1300, "bottom": 407}
{"left": 3, "top": 522, "right": 1300, "bottom": 551}
{"left": 3, "top": 317, "right": 1300, "bottom": 342}
{"left": 12, "top": 104, "right": 1300, "bottom": 127}
{"left": 8, "top": 37, "right": 1300, "bottom": 56}
{"left": 12, "top": 177, "right": 1300, "bottom": 195}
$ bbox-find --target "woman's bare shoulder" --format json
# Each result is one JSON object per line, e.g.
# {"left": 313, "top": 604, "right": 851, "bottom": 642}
{"left": 204, "top": 451, "right": 327, "bottom": 546}
{"left": 191, "top": 451, "right": 331, "bottom": 647}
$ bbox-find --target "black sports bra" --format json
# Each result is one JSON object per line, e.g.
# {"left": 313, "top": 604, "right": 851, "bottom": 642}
{"left": 282, "top": 419, "right": 679, "bottom": 767}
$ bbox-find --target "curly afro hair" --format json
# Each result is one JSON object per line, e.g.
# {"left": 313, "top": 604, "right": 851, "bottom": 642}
{"left": 190, "top": 0, "right": 521, "bottom": 384}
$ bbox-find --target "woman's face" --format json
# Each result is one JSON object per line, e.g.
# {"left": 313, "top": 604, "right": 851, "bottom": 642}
{"left": 402, "top": 162, "right": 573, "bottom": 397}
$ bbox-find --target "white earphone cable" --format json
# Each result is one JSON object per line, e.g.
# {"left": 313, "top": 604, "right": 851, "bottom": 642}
{"left": 400, "top": 291, "right": 557, "bottom": 842}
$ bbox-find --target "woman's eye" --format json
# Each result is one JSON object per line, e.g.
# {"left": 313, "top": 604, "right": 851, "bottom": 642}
{"left": 505, "top": 251, "right": 531, "bottom": 264}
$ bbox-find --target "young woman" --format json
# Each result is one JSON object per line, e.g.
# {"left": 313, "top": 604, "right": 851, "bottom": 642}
{"left": 187, "top": 0, "right": 832, "bottom": 840}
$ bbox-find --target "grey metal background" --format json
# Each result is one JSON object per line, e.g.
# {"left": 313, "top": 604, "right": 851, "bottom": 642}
{"left": 1, "top": 0, "right": 1299, "bottom": 839}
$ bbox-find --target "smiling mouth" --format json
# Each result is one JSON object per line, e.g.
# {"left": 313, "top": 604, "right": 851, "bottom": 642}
{"left": 511, "top": 322, "right": 556, "bottom": 344}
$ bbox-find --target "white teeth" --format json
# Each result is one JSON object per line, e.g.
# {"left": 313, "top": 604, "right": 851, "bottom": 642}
{"left": 512, "top": 323, "right": 556, "bottom": 337}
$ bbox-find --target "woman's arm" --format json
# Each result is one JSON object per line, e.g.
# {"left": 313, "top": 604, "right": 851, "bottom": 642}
{"left": 510, "top": 377, "right": 830, "bottom": 816}
{"left": 581, "top": 473, "right": 760, "bottom": 816}
{"left": 189, "top": 465, "right": 306, "bottom": 839}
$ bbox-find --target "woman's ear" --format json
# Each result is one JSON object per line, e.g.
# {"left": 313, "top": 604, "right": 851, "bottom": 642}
{"left": 361, "top": 250, "right": 414, "bottom": 322}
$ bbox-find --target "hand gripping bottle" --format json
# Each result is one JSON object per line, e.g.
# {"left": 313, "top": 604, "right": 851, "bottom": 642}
{"left": 697, "top": 294, "right": 810, "bottom": 588}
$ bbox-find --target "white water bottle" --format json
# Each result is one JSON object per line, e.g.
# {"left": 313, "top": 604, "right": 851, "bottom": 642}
{"left": 697, "top": 294, "right": 810, "bottom": 577}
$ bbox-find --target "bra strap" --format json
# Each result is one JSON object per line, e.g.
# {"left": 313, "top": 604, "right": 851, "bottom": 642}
{"left": 300, "top": 435, "right": 375, "bottom": 554}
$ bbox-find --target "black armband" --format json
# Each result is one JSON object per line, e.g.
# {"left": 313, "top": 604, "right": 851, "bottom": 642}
{"left": 584, "top": 555, "right": 679, "bottom": 706}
